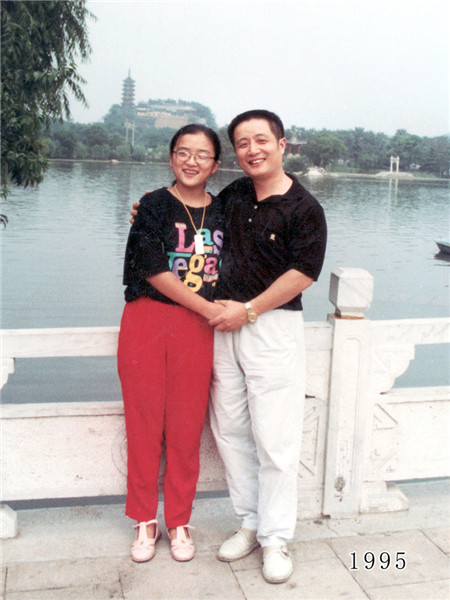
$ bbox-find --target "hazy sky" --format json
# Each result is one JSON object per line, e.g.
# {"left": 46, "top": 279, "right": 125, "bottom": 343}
{"left": 70, "top": 0, "right": 449, "bottom": 136}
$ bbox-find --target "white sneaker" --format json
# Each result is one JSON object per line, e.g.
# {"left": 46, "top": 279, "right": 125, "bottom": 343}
{"left": 262, "top": 545, "right": 293, "bottom": 584}
{"left": 217, "top": 528, "right": 259, "bottom": 562}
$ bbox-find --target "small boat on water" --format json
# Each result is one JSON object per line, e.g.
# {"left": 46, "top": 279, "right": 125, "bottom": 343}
{"left": 435, "top": 241, "right": 450, "bottom": 254}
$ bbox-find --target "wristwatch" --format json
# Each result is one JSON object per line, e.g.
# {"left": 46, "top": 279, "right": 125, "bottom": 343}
{"left": 245, "top": 302, "right": 258, "bottom": 323}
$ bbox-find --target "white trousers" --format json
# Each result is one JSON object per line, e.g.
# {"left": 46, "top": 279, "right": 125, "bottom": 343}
{"left": 210, "top": 310, "right": 305, "bottom": 547}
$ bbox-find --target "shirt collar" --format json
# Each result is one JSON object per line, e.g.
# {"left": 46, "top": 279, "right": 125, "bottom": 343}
{"left": 243, "top": 172, "right": 301, "bottom": 203}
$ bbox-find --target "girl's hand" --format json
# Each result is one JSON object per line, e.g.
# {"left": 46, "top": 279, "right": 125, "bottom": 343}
{"left": 208, "top": 300, "right": 248, "bottom": 332}
{"left": 205, "top": 301, "right": 225, "bottom": 322}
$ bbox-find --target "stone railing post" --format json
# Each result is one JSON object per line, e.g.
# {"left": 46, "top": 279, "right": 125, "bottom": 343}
{"left": 1, "top": 358, "right": 15, "bottom": 389}
{"left": 322, "top": 268, "right": 375, "bottom": 517}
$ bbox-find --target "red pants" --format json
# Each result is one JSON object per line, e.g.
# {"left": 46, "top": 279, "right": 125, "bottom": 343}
{"left": 117, "top": 297, "right": 213, "bottom": 527}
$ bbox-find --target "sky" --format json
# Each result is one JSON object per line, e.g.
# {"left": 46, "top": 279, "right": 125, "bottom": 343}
{"left": 69, "top": 0, "right": 450, "bottom": 137}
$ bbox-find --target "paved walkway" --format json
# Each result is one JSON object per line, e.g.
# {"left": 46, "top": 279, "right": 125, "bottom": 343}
{"left": 2, "top": 480, "right": 449, "bottom": 600}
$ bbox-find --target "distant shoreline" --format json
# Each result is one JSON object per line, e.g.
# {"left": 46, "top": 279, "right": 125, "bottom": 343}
{"left": 48, "top": 159, "right": 447, "bottom": 182}
{"left": 319, "top": 171, "right": 446, "bottom": 182}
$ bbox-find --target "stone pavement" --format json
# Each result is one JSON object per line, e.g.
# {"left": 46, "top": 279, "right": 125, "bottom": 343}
{"left": 2, "top": 480, "right": 449, "bottom": 600}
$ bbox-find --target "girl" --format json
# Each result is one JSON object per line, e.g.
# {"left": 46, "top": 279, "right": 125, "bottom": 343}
{"left": 117, "top": 124, "right": 223, "bottom": 563}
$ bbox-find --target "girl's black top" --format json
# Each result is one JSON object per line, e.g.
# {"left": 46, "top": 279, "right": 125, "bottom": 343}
{"left": 123, "top": 187, "right": 224, "bottom": 304}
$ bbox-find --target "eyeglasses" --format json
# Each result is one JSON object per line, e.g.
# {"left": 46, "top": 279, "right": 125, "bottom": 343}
{"left": 173, "top": 149, "right": 215, "bottom": 164}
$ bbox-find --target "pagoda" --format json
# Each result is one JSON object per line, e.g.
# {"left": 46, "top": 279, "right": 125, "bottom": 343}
{"left": 286, "top": 130, "right": 306, "bottom": 156}
{"left": 122, "top": 70, "right": 135, "bottom": 110}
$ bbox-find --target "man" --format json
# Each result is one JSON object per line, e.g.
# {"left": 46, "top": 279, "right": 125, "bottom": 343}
{"left": 130, "top": 109, "right": 327, "bottom": 584}
{"left": 208, "top": 110, "right": 326, "bottom": 584}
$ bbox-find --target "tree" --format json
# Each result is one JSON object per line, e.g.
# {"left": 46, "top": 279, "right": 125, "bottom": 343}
{"left": 51, "top": 128, "right": 77, "bottom": 159}
{"left": 181, "top": 100, "right": 218, "bottom": 129}
{"left": 216, "top": 126, "right": 236, "bottom": 168}
{"left": 283, "top": 155, "right": 309, "bottom": 174}
{"left": 90, "top": 144, "right": 110, "bottom": 161}
{"left": 132, "top": 145, "right": 147, "bottom": 162}
{"left": 336, "top": 127, "right": 365, "bottom": 168}
{"left": 389, "top": 130, "right": 423, "bottom": 170}
{"left": 335, "top": 128, "right": 390, "bottom": 172}
{"left": 420, "top": 136, "right": 450, "bottom": 177}
{"left": 73, "top": 141, "right": 89, "bottom": 160}
{"left": 82, "top": 124, "right": 111, "bottom": 149}
{"left": 1, "top": 1, "right": 94, "bottom": 196}
{"left": 304, "top": 131, "right": 346, "bottom": 168}
{"left": 116, "top": 144, "right": 131, "bottom": 162}
{"left": 102, "top": 104, "right": 132, "bottom": 134}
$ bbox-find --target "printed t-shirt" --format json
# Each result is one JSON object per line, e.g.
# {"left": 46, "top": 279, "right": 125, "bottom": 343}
{"left": 123, "top": 188, "right": 224, "bottom": 303}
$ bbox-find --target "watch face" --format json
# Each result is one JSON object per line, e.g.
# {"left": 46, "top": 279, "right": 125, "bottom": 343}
{"left": 246, "top": 303, "right": 257, "bottom": 322}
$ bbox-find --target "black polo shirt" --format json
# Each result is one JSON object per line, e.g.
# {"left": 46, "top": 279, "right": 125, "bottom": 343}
{"left": 216, "top": 174, "right": 327, "bottom": 311}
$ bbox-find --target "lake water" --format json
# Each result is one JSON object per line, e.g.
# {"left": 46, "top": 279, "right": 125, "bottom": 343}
{"left": 2, "top": 161, "right": 449, "bottom": 402}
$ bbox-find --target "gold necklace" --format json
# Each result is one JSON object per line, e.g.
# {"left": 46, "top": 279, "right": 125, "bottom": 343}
{"left": 173, "top": 185, "right": 207, "bottom": 254}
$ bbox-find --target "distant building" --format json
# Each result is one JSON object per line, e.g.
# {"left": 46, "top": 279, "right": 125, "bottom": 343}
{"left": 122, "top": 70, "right": 135, "bottom": 110}
{"left": 155, "top": 114, "right": 189, "bottom": 129}
{"left": 286, "top": 131, "right": 306, "bottom": 156}
{"left": 135, "top": 103, "right": 206, "bottom": 129}
{"left": 121, "top": 71, "right": 208, "bottom": 129}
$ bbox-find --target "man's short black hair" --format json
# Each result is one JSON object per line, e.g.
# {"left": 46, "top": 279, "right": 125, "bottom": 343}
{"left": 227, "top": 110, "right": 285, "bottom": 147}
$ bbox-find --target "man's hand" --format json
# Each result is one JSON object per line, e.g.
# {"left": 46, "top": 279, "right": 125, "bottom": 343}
{"left": 129, "top": 200, "right": 141, "bottom": 224}
{"left": 129, "top": 189, "right": 151, "bottom": 224}
{"left": 209, "top": 300, "right": 248, "bottom": 332}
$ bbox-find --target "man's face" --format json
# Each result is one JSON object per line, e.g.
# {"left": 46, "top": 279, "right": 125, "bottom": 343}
{"left": 233, "top": 118, "right": 286, "bottom": 180}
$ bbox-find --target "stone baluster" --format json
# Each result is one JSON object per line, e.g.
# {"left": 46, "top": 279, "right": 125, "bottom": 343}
{"left": 1, "top": 358, "right": 15, "bottom": 390}
{"left": 323, "top": 268, "right": 375, "bottom": 517}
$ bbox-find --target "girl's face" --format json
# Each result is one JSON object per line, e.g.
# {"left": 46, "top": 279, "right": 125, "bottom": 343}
{"left": 170, "top": 133, "right": 219, "bottom": 190}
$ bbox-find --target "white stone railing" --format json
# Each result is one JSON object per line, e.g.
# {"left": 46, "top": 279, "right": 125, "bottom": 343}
{"left": 1, "top": 268, "right": 449, "bottom": 538}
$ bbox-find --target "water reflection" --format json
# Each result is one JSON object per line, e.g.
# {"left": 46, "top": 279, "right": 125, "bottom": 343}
{"left": 435, "top": 251, "right": 450, "bottom": 263}
{"left": 387, "top": 177, "right": 398, "bottom": 205}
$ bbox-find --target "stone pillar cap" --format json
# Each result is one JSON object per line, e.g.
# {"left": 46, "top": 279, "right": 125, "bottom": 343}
{"left": 329, "top": 267, "right": 374, "bottom": 318}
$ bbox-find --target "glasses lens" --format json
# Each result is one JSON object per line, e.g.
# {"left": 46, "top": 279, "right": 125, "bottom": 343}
{"left": 196, "top": 154, "right": 212, "bottom": 163}
{"left": 174, "top": 150, "right": 213, "bottom": 163}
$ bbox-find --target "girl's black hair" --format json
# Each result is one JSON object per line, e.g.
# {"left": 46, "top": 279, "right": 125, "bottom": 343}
{"left": 169, "top": 124, "right": 221, "bottom": 160}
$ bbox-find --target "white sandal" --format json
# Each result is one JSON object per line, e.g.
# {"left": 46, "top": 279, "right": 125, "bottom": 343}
{"left": 168, "top": 525, "right": 195, "bottom": 562}
{"left": 131, "top": 519, "right": 160, "bottom": 562}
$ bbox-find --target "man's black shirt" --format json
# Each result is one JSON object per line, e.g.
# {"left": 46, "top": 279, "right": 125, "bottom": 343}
{"left": 216, "top": 174, "right": 327, "bottom": 311}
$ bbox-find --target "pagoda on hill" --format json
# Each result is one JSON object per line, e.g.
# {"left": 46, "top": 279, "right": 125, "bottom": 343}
{"left": 122, "top": 70, "right": 135, "bottom": 110}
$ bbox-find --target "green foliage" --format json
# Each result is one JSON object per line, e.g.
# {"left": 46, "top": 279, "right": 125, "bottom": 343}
{"left": 42, "top": 102, "right": 450, "bottom": 177}
{"left": 181, "top": 100, "right": 218, "bottom": 129}
{"left": 283, "top": 156, "right": 310, "bottom": 173}
{"left": 74, "top": 142, "right": 89, "bottom": 160}
{"left": 115, "top": 144, "right": 131, "bottom": 162}
{"left": 303, "top": 130, "right": 346, "bottom": 168}
{"left": 102, "top": 104, "right": 133, "bottom": 133}
{"left": 333, "top": 128, "right": 390, "bottom": 172}
{"left": 1, "top": 0, "right": 94, "bottom": 196}
{"left": 216, "top": 126, "right": 237, "bottom": 168}
{"left": 132, "top": 145, "right": 148, "bottom": 162}
{"left": 138, "top": 127, "right": 174, "bottom": 152}
{"left": 419, "top": 136, "right": 450, "bottom": 177}
{"left": 283, "top": 155, "right": 310, "bottom": 174}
